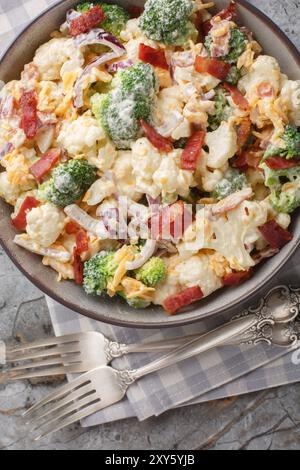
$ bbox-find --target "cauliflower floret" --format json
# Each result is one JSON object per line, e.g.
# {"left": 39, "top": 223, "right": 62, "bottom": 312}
{"left": 2, "top": 148, "right": 36, "bottom": 190}
{"left": 132, "top": 138, "right": 194, "bottom": 199}
{"left": 0, "top": 171, "right": 21, "bottom": 205}
{"left": 33, "top": 38, "right": 84, "bottom": 81}
{"left": 37, "top": 81, "right": 62, "bottom": 113}
{"left": 175, "top": 253, "right": 223, "bottom": 297}
{"left": 57, "top": 115, "right": 105, "bottom": 159}
{"left": 120, "top": 18, "right": 141, "bottom": 42}
{"left": 113, "top": 151, "right": 142, "bottom": 202}
{"left": 174, "top": 65, "right": 220, "bottom": 93}
{"left": 205, "top": 121, "right": 238, "bottom": 169}
{"left": 155, "top": 86, "right": 191, "bottom": 139}
{"left": 238, "top": 55, "right": 281, "bottom": 103}
{"left": 83, "top": 178, "right": 116, "bottom": 206}
{"left": 26, "top": 203, "right": 65, "bottom": 248}
{"left": 196, "top": 150, "right": 226, "bottom": 192}
{"left": 88, "top": 140, "right": 118, "bottom": 171}
{"left": 279, "top": 80, "right": 300, "bottom": 127}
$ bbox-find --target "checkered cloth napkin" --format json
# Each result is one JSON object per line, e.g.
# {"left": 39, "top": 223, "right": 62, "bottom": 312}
{"left": 2, "top": 0, "right": 300, "bottom": 427}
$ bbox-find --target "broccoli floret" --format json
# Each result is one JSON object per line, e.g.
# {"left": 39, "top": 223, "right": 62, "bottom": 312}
{"left": 205, "top": 28, "right": 247, "bottom": 64}
{"left": 135, "top": 257, "right": 167, "bottom": 287}
{"left": 264, "top": 126, "right": 300, "bottom": 161}
{"left": 226, "top": 66, "right": 242, "bottom": 85}
{"left": 38, "top": 160, "right": 97, "bottom": 208}
{"left": 139, "top": 0, "right": 196, "bottom": 46}
{"left": 213, "top": 168, "right": 249, "bottom": 200}
{"left": 118, "top": 291, "right": 151, "bottom": 309}
{"left": 261, "top": 162, "right": 300, "bottom": 213}
{"left": 91, "top": 63, "right": 158, "bottom": 149}
{"left": 83, "top": 251, "right": 118, "bottom": 296}
{"left": 76, "top": 2, "right": 129, "bottom": 37}
{"left": 208, "top": 89, "right": 230, "bottom": 131}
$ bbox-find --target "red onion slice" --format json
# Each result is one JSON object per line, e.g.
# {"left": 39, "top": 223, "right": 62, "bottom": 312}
{"left": 0, "top": 142, "right": 13, "bottom": 160}
{"left": 0, "top": 95, "right": 16, "bottom": 119}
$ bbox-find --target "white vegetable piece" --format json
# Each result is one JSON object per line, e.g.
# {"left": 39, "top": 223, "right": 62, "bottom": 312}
{"left": 205, "top": 121, "right": 238, "bottom": 169}
{"left": 14, "top": 235, "right": 71, "bottom": 262}
{"left": 64, "top": 205, "right": 108, "bottom": 239}
{"left": 84, "top": 178, "right": 116, "bottom": 206}
{"left": 26, "top": 203, "right": 65, "bottom": 248}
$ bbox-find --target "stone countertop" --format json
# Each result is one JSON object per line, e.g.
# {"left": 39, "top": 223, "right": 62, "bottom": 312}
{"left": 0, "top": 0, "right": 300, "bottom": 451}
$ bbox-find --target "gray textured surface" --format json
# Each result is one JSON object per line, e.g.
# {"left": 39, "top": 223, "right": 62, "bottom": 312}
{"left": 0, "top": 0, "right": 300, "bottom": 451}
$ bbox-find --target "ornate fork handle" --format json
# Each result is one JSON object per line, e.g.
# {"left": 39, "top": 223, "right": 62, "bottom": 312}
{"left": 131, "top": 285, "right": 300, "bottom": 381}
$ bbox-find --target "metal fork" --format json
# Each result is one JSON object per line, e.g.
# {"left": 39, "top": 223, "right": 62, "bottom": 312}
{"left": 25, "top": 286, "right": 300, "bottom": 440}
{"left": 0, "top": 330, "right": 197, "bottom": 382}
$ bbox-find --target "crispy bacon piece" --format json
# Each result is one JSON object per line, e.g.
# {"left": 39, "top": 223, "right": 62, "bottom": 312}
{"left": 140, "top": 119, "right": 173, "bottom": 153}
{"left": 223, "top": 83, "right": 249, "bottom": 111}
{"left": 76, "top": 229, "right": 89, "bottom": 255}
{"left": 163, "top": 286, "right": 204, "bottom": 315}
{"left": 11, "top": 196, "right": 40, "bottom": 231}
{"left": 195, "top": 56, "right": 231, "bottom": 80}
{"left": 181, "top": 131, "right": 206, "bottom": 171}
{"left": 73, "top": 248, "right": 84, "bottom": 285}
{"left": 65, "top": 221, "right": 81, "bottom": 235}
{"left": 202, "top": 1, "right": 237, "bottom": 36}
{"left": 264, "top": 156, "right": 300, "bottom": 170}
{"left": 69, "top": 5, "right": 105, "bottom": 37}
{"left": 29, "top": 148, "right": 61, "bottom": 183}
{"left": 234, "top": 147, "right": 262, "bottom": 171}
{"left": 139, "top": 44, "right": 168, "bottom": 70}
{"left": 257, "top": 82, "right": 274, "bottom": 98}
{"left": 20, "top": 90, "right": 38, "bottom": 139}
{"left": 259, "top": 220, "right": 293, "bottom": 250}
{"left": 236, "top": 118, "right": 252, "bottom": 151}
{"left": 223, "top": 270, "right": 252, "bottom": 286}
{"left": 149, "top": 201, "right": 192, "bottom": 240}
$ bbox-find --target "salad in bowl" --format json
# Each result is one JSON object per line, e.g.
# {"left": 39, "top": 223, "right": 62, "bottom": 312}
{"left": 0, "top": 0, "right": 299, "bottom": 316}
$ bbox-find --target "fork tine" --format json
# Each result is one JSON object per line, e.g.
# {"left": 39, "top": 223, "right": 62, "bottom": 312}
{"left": 24, "top": 372, "right": 92, "bottom": 417}
{"left": 7, "top": 354, "right": 81, "bottom": 372}
{"left": 4, "top": 367, "right": 72, "bottom": 382}
{"left": 6, "top": 344, "right": 81, "bottom": 362}
{"left": 30, "top": 383, "right": 95, "bottom": 425}
{"left": 35, "top": 400, "right": 106, "bottom": 441}
{"left": 7, "top": 334, "right": 83, "bottom": 354}
{"left": 32, "top": 392, "right": 98, "bottom": 432}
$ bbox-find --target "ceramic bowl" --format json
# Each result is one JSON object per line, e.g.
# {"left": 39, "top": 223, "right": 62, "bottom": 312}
{"left": 0, "top": 0, "right": 299, "bottom": 327}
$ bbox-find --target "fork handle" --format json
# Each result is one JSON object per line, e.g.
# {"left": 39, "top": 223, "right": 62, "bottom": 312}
{"left": 125, "top": 334, "right": 199, "bottom": 354}
{"left": 133, "top": 314, "right": 265, "bottom": 379}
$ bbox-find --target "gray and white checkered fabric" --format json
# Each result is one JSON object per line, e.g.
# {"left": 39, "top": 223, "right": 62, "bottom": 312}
{"left": 1, "top": 0, "right": 300, "bottom": 427}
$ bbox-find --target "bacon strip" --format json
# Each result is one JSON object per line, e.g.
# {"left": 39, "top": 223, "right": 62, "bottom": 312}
{"left": 259, "top": 220, "right": 293, "bottom": 249}
{"left": 163, "top": 286, "right": 204, "bottom": 315}
{"left": 236, "top": 118, "right": 252, "bottom": 152}
{"left": 139, "top": 44, "right": 168, "bottom": 70}
{"left": 257, "top": 82, "right": 274, "bottom": 98}
{"left": 76, "top": 229, "right": 89, "bottom": 255}
{"left": 73, "top": 248, "right": 84, "bottom": 285}
{"left": 223, "top": 83, "right": 249, "bottom": 111}
{"left": 180, "top": 131, "right": 206, "bottom": 171}
{"left": 29, "top": 148, "right": 61, "bottom": 183}
{"left": 65, "top": 221, "right": 81, "bottom": 235}
{"left": 140, "top": 119, "right": 173, "bottom": 153}
{"left": 195, "top": 56, "right": 231, "bottom": 80}
{"left": 20, "top": 90, "right": 38, "bottom": 140}
{"left": 264, "top": 156, "right": 300, "bottom": 170}
{"left": 11, "top": 196, "right": 40, "bottom": 231}
{"left": 223, "top": 270, "right": 252, "bottom": 286}
{"left": 202, "top": 1, "right": 237, "bottom": 36}
{"left": 69, "top": 5, "right": 105, "bottom": 37}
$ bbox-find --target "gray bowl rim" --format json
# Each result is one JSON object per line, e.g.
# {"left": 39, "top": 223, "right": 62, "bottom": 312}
{"left": 0, "top": 0, "right": 299, "bottom": 329}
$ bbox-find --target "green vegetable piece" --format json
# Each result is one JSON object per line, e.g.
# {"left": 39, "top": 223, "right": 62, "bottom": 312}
{"left": 264, "top": 126, "right": 300, "bottom": 161}
{"left": 38, "top": 160, "right": 97, "bottom": 208}
{"left": 119, "top": 291, "right": 151, "bottom": 309}
{"left": 139, "top": 0, "right": 196, "bottom": 46}
{"left": 213, "top": 168, "right": 249, "bottom": 200}
{"left": 205, "top": 28, "right": 247, "bottom": 65}
{"left": 83, "top": 251, "right": 118, "bottom": 296}
{"left": 91, "top": 63, "right": 158, "bottom": 149}
{"left": 135, "top": 257, "right": 167, "bottom": 287}
{"left": 76, "top": 2, "right": 129, "bottom": 37}
{"left": 261, "top": 162, "right": 300, "bottom": 213}
{"left": 208, "top": 88, "right": 231, "bottom": 131}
